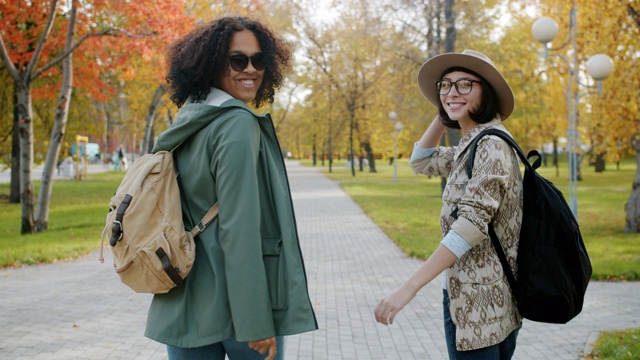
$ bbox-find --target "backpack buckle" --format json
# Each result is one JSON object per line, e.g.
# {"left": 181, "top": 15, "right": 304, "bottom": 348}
{"left": 109, "top": 220, "right": 123, "bottom": 246}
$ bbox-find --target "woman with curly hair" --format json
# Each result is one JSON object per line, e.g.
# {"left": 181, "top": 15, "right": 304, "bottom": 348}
{"left": 144, "top": 16, "right": 317, "bottom": 360}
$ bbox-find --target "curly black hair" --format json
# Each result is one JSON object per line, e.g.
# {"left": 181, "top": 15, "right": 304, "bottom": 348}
{"left": 165, "top": 16, "right": 292, "bottom": 108}
{"left": 437, "top": 67, "right": 501, "bottom": 129}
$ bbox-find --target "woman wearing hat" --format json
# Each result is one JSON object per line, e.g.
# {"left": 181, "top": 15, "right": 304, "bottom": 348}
{"left": 374, "top": 50, "right": 523, "bottom": 359}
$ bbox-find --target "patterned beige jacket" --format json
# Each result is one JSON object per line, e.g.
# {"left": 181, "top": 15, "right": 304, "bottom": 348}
{"left": 409, "top": 118, "right": 523, "bottom": 351}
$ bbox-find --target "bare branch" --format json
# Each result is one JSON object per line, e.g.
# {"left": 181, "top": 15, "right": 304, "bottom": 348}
{"left": 25, "top": 0, "right": 60, "bottom": 79}
{"left": 273, "top": 82, "right": 298, "bottom": 131}
{"left": 0, "top": 36, "right": 21, "bottom": 82}
{"left": 110, "top": 28, "right": 159, "bottom": 39}
{"left": 31, "top": 28, "right": 158, "bottom": 81}
{"left": 303, "top": 32, "right": 349, "bottom": 103}
{"left": 628, "top": 4, "right": 640, "bottom": 28}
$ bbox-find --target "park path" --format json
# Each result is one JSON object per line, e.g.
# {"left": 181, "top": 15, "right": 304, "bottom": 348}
{"left": 1, "top": 161, "right": 639, "bottom": 359}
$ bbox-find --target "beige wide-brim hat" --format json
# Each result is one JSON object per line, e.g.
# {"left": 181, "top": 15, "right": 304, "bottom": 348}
{"left": 417, "top": 49, "right": 515, "bottom": 120}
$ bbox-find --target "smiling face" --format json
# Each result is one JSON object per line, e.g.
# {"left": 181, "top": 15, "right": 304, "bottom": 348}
{"left": 439, "top": 71, "right": 483, "bottom": 129}
{"left": 218, "top": 30, "right": 264, "bottom": 103}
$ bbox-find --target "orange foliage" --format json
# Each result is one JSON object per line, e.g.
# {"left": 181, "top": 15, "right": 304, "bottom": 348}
{"left": 1, "top": 0, "right": 193, "bottom": 101}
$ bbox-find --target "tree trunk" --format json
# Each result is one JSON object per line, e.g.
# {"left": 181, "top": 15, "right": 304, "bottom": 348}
{"left": 147, "top": 127, "right": 155, "bottom": 154}
{"left": 361, "top": 141, "right": 376, "bottom": 173}
{"left": 349, "top": 102, "right": 355, "bottom": 177}
{"left": 141, "top": 84, "right": 165, "bottom": 155}
{"left": 594, "top": 153, "right": 605, "bottom": 172}
{"left": 16, "top": 81, "right": 35, "bottom": 234}
{"left": 625, "top": 191, "right": 640, "bottom": 233}
{"left": 625, "top": 135, "right": 640, "bottom": 233}
{"left": 439, "top": 0, "right": 457, "bottom": 192}
{"left": 312, "top": 133, "right": 317, "bottom": 166}
{"left": 10, "top": 86, "right": 20, "bottom": 203}
{"left": 166, "top": 107, "right": 174, "bottom": 126}
{"left": 104, "top": 103, "right": 114, "bottom": 162}
{"left": 0, "top": 0, "right": 58, "bottom": 234}
{"left": 553, "top": 138, "right": 559, "bottom": 177}
{"left": 35, "top": 1, "right": 77, "bottom": 232}
{"left": 444, "top": 0, "right": 456, "bottom": 51}
{"left": 101, "top": 102, "right": 109, "bottom": 163}
{"left": 327, "top": 93, "right": 333, "bottom": 173}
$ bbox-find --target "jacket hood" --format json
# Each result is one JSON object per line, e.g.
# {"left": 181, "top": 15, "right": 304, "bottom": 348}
{"left": 152, "top": 99, "right": 265, "bottom": 152}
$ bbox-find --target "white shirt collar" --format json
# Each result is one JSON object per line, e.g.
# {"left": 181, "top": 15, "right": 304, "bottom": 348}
{"left": 187, "top": 88, "right": 234, "bottom": 107}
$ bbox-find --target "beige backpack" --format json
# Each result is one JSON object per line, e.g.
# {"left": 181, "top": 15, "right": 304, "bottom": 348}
{"left": 99, "top": 149, "right": 218, "bottom": 294}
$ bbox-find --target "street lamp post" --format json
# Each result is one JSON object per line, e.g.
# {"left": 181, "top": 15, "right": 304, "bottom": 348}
{"left": 532, "top": 8, "right": 614, "bottom": 216}
{"left": 389, "top": 111, "right": 403, "bottom": 183}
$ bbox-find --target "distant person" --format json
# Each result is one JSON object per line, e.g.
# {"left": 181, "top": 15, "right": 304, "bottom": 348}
{"left": 117, "top": 147, "right": 125, "bottom": 171}
{"left": 121, "top": 153, "right": 128, "bottom": 170}
{"left": 374, "top": 50, "right": 523, "bottom": 359}
{"left": 144, "top": 16, "right": 317, "bottom": 360}
{"left": 113, "top": 147, "right": 123, "bottom": 171}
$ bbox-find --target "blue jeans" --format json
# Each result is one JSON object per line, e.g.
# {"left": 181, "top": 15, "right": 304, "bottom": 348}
{"left": 167, "top": 336, "right": 284, "bottom": 360}
{"left": 443, "top": 290, "right": 519, "bottom": 360}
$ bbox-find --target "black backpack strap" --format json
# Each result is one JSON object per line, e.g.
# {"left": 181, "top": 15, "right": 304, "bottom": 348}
{"left": 466, "top": 128, "right": 536, "bottom": 178}
{"left": 466, "top": 128, "right": 537, "bottom": 292}
{"left": 488, "top": 225, "right": 518, "bottom": 292}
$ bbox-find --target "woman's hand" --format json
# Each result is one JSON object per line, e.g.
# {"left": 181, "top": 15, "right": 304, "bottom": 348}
{"left": 375, "top": 245, "right": 457, "bottom": 325}
{"left": 374, "top": 284, "right": 417, "bottom": 325}
{"left": 248, "top": 337, "right": 277, "bottom": 360}
{"left": 416, "top": 115, "right": 447, "bottom": 149}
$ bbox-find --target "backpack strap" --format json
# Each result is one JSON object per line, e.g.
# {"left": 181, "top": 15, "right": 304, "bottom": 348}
{"left": 189, "top": 203, "right": 219, "bottom": 237}
{"left": 156, "top": 247, "right": 184, "bottom": 286}
{"left": 168, "top": 140, "right": 219, "bottom": 238}
{"left": 465, "top": 128, "right": 540, "bottom": 293}
{"left": 466, "top": 128, "right": 541, "bottom": 178}
{"left": 488, "top": 224, "right": 518, "bottom": 293}
{"left": 158, "top": 201, "right": 218, "bottom": 287}
{"left": 169, "top": 140, "right": 186, "bottom": 153}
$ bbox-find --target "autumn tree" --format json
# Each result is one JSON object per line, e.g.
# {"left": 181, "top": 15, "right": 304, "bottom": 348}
{"left": 619, "top": 0, "right": 640, "bottom": 232}
{"left": 388, "top": 0, "right": 461, "bottom": 189}
{"left": 571, "top": 0, "right": 640, "bottom": 232}
{"left": 526, "top": 0, "right": 639, "bottom": 229}
{"left": 0, "top": 64, "right": 17, "bottom": 201}
{"left": 131, "top": 0, "right": 299, "bottom": 157}
{"left": 295, "top": 0, "right": 406, "bottom": 175}
{"left": 1, "top": 0, "right": 73, "bottom": 232}
{"left": 0, "top": 0, "right": 191, "bottom": 233}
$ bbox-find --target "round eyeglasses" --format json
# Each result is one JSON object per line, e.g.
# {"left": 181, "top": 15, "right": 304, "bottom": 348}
{"left": 435, "top": 79, "right": 482, "bottom": 95}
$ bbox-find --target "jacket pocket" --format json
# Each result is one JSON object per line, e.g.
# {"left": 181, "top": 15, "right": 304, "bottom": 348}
{"left": 262, "top": 237, "right": 288, "bottom": 310}
{"left": 452, "top": 277, "right": 511, "bottom": 329}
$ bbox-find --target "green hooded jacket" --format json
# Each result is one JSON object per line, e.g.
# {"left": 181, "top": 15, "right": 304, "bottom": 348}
{"left": 144, "top": 98, "right": 317, "bottom": 347}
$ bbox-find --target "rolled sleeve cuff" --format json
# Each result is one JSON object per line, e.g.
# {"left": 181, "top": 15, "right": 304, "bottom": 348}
{"left": 410, "top": 144, "right": 436, "bottom": 161}
{"left": 440, "top": 230, "right": 472, "bottom": 259}
{"left": 450, "top": 217, "right": 486, "bottom": 247}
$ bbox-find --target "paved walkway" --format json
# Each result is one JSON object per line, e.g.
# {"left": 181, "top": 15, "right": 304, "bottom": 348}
{"left": 1, "top": 161, "right": 638, "bottom": 359}
{"left": 0, "top": 163, "right": 113, "bottom": 184}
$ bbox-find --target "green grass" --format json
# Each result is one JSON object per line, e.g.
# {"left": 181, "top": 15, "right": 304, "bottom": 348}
{"left": 316, "top": 158, "right": 640, "bottom": 350}
{"left": 587, "top": 328, "right": 640, "bottom": 359}
{"left": 305, "top": 156, "right": 640, "bottom": 281}
{"left": 2, "top": 157, "right": 640, "bottom": 281}
{"left": 1, "top": 160, "right": 637, "bottom": 356}
{"left": 0, "top": 172, "right": 123, "bottom": 267}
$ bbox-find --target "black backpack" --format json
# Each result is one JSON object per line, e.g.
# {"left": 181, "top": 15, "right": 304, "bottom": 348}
{"left": 466, "top": 128, "right": 592, "bottom": 324}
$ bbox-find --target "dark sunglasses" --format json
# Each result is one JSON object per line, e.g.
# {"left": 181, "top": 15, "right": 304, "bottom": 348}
{"left": 228, "top": 53, "right": 266, "bottom": 72}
